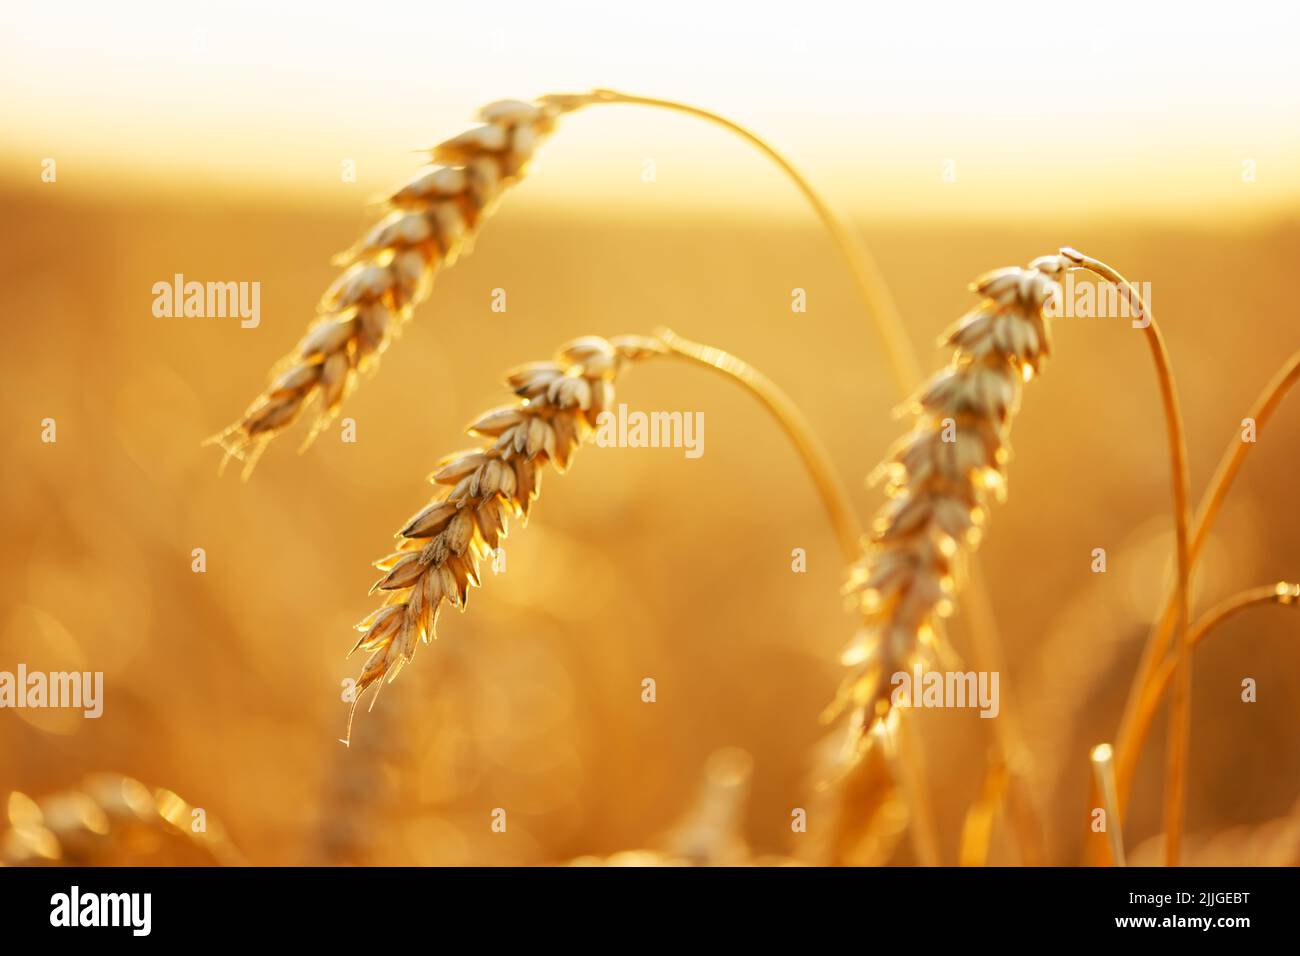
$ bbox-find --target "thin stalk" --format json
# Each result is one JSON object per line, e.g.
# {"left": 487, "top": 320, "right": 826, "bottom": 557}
{"left": 1060, "top": 247, "right": 1193, "bottom": 866}
{"left": 650, "top": 327, "right": 946, "bottom": 865}
{"left": 1111, "top": 581, "right": 1299, "bottom": 838}
{"left": 1090, "top": 744, "right": 1126, "bottom": 866}
{"left": 960, "top": 563, "right": 1045, "bottom": 865}
{"left": 564, "top": 88, "right": 921, "bottom": 397}
{"left": 886, "top": 712, "right": 943, "bottom": 867}
{"left": 959, "top": 748, "right": 1009, "bottom": 866}
{"left": 1109, "top": 351, "right": 1300, "bottom": 827}
{"left": 653, "top": 327, "right": 862, "bottom": 563}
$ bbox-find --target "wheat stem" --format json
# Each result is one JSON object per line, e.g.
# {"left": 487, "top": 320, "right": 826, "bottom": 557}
{"left": 1090, "top": 744, "right": 1126, "bottom": 867}
{"left": 566, "top": 88, "right": 922, "bottom": 397}
{"left": 1107, "top": 350, "right": 1300, "bottom": 841}
{"left": 885, "top": 711, "right": 943, "bottom": 866}
{"left": 959, "top": 747, "right": 1010, "bottom": 866}
{"left": 653, "top": 327, "right": 863, "bottom": 562}
{"left": 959, "top": 562, "right": 1045, "bottom": 864}
{"left": 1101, "top": 582, "right": 1300, "bottom": 857}
{"left": 647, "top": 327, "right": 948, "bottom": 865}
{"left": 1059, "top": 247, "right": 1193, "bottom": 866}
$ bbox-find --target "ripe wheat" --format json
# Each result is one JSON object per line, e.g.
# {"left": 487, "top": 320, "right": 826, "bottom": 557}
{"left": 346, "top": 334, "right": 665, "bottom": 731}
{"left": 212, "top": 97, "right": 581, "bottom": 472}
{"left": 825, "top": 254, "right": 1072, "bottom": 755}
{"left": 2, "top": 774, "right": 241, "bottom": 866}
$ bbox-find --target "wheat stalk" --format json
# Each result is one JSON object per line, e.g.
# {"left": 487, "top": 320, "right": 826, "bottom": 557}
{"left": 1056, "top": 249, "right": 1194, "bottom": 866}
{"left": 343, "top": 333, "right": 666, "bottom": 735}
{"left": 2, "top": 774, "right": 243, "bottom": 866}
{"left": 1089, "top": 743, "right": 1127, "bottom": 866}
{"left": 1102, "top": 349, "right": 1300, "bottom": 859}
{"left": 823, "top": 253, "right": 1072, "bottom": 752}
{"left": 1098, "top": 581, "right": 1300, "bottom": 854}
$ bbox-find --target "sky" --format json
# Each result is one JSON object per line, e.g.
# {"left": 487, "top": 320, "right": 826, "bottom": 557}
{"left": 3, "top": 0, "right": 1299, "bottom": 220}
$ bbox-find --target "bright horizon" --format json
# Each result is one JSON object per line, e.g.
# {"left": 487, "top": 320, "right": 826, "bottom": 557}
{"left": 4, "top": 0, "right": 1300, "bottom": 221}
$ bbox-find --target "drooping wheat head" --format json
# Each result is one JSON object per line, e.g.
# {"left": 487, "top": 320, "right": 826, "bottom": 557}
{"left": 345, "top": 334, "right": 665, "bottom": 732}
{"left": 825, "top": 253, "right": 1072, "bottom": 757}
{"left": 212, "top": 97, "right": 582, "bottom": 473}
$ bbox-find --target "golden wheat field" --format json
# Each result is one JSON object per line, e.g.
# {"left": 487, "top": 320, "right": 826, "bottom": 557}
{"left": 2, "top": 2, "right": 1299, "bottom": 873}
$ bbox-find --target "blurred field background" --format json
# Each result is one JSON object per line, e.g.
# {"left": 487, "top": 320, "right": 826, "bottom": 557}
{"left": 2, "top": 1, "right": 1299, "bottom": 866}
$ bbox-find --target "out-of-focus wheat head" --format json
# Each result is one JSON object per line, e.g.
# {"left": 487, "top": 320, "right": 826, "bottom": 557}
{"left": 347, "top": 334, "right": 665, "bottom": 728}
{"left": 566, "top": 748, "right": 803, "bottom": 867}
{"left": 1129, "top": 795, "right": 1300, "bottom": 866}
{"left": 213, "top": 97, "right": 578, "bottom": 472}
{"left": 2, "top": 774, "right": 242, "bottom": 866}
{"left": 825, "top": 254, "right": 1072, "bottom": 757}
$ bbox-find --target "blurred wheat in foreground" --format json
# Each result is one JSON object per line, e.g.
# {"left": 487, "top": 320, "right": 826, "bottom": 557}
{"left": 2, "top": 775, "right": 242, "bottom": 867}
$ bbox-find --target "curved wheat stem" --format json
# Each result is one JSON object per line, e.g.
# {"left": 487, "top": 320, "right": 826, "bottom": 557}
{"left": 1096, "top": 581, "right": 1300, "bottom": 863}
{"left": 654, "top": 327, "right": 862, "bottom": 562}
{"left": 570, "top": 89, "right": 920, "bottom": 395}
{"left": 2, "top": 774, "right": 243, "bottom": 866}
{"left": 1058, "top": 248, "right": 1193, "bottom": 866}
{"left": 824, "top": 253, "right": 1072, "bottom": 752}
{"left": 1107, "top": 350, "right": 1300, "bottom": 838}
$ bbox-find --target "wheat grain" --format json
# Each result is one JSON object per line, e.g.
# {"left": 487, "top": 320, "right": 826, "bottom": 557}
{"left": 211, "top": 97, "right": 581, "bottom": 473}
{"left": 824, "top": 253, "right": 1073, "bottom": 755}
{"left": 344, "top": 333, "right": 665, "bottom": 734}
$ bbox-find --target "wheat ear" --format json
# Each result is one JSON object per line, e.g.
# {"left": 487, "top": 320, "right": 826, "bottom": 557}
{"left": 211, "top": 97, "right": 579, "bottom": 474}
{"left": 344, "top": 334, "right": 666, "bottom": 737}
{"left": 824, "top": 253, "right": 1072, "bottom": 751}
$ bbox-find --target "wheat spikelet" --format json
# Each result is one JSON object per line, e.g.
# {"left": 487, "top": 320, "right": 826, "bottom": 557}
{"left": 345, "top": 333, "right": 665, "bottom": 732}
{"left": 2, "top": 774, "right": 242, "bottom": 866}
{"left": 824, "top": 253, "right": 1073, "bottom": 756}
{"left": 212, "top": 96, "right": 582, "bottom": 473}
